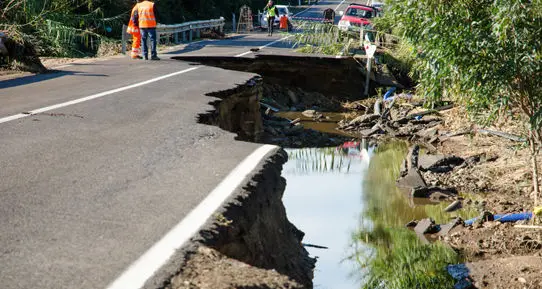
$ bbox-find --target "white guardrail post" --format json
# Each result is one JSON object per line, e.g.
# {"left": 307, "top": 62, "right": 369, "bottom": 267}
{"left": 121, "top": 17, "right": 225, "bottom": 54}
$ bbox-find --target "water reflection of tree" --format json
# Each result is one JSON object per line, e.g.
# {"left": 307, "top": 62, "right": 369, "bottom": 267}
{"left": 353, "top": 141, "right": 459, "bottom": 289}
{"left": 286, "top": 146, "right": 367, "bottom": 174}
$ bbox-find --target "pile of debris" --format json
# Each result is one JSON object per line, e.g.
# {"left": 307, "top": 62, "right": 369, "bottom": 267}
{"left": 261, "top": 114, "right": 347, "bottom": 148}
{"left": 338, "top": 97, "right": 453, "bottom": 150}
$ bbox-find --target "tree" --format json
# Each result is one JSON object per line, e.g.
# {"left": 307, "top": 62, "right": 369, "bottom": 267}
{"left": 382, "top": 0, "right": 542, "bottom": 203}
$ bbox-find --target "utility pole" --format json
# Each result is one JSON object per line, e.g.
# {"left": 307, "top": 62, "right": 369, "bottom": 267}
{"left": 232, "top": 13, "right": 236, "bottom": 33}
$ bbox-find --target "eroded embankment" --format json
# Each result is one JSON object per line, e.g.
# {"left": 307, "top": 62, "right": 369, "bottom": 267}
{"left": 171, "top": 54, "right": 397, "bottom": 288}
{"left": 163, "top": 76, "right": 335, "bottom": 288}
{"left": 162, "top": 150, "right": 315, "bottom": 289}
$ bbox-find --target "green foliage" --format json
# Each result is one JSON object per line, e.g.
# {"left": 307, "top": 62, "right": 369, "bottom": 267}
{"left": 359, "top": 228, "right": 458, "bottom": 289}
{"left": 381, "top": 0, "right": 542, "bottom": 134}
{"left": 290, "top": 21, "right": 360, "bottom": 55}
{"left": 1, "top": 0, "right": 127, "bottom": 57}
{"left": 0, "top": 0, "right": 276, "bottom": 57}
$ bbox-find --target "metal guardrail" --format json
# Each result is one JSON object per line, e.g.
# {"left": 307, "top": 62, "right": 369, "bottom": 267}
{"left": 121, "top": 17, "right": 225, "bottom": 54}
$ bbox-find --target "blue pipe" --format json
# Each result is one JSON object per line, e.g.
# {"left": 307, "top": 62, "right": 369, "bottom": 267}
{"left": 464, "top": 212, "right": 533, "bottom": 226}
{"left": 383, "top": 87, "right": 397, "bottom": 101}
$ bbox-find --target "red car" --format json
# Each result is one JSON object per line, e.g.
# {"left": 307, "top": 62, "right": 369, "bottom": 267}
{"left": 338, "top": 4, "right": 376, "bottom": 31}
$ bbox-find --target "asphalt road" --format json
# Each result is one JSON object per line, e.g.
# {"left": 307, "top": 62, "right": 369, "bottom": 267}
{"left": 0, "top": 2, "right": 348, "bottom": 289}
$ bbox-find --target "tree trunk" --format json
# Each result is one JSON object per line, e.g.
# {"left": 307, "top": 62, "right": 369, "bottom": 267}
{"left": 530, "top": 132, "right": 540, "bottom": 224}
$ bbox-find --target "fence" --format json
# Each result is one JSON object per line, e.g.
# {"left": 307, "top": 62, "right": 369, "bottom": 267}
{"left": 121, "top": 17, "right": 225, "bottom": 54}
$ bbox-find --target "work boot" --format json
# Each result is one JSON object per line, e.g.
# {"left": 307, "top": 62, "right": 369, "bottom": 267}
{"left": 131, "top": 55, "right": 143, "bottom": 60}
{"left": 151, "top": 56, "right": 160, "bottom": 61}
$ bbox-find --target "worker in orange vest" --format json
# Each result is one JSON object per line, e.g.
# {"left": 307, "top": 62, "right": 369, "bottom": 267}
{"left": 138, "top": 0, "right": 160, "bottom": 60}
{"left": 127, "top": 0, "right": 142, "bottom": 59}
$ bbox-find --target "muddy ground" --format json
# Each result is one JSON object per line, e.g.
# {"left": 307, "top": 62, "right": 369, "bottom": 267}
{"left": 334, "top": 95, "right": 542, "bottom": 288}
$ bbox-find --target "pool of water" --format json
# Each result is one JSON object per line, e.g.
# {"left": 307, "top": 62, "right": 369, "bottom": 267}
{"left": 282, "top": 142, "right": 372, "bottom": 289}
{"left": 282, "top": 141, "right": 477, "bottom": 289}
{"left": 275, "top": 111, "right": 356, "bottom": 137}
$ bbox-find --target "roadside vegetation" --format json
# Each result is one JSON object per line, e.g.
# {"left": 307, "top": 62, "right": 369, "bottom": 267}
{"left": 0, "top": 0, "right": 274, "bottom": 69}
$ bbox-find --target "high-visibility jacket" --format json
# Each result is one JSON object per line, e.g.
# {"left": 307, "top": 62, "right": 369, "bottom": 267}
{"left": 126, "top": 5, "right": 140, "bottom": 35}
{"left": 137, "top": 1, "right": 157, "bottom": 28}
{"left": 266, "top": 5, "right": 278, "bottom": 17}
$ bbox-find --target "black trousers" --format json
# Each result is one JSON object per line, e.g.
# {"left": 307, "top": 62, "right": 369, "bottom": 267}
{"left": 267, "top": 16, "right": 275, "bottom": 35}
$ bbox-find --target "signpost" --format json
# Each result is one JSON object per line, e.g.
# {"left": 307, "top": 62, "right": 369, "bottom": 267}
{"left": 364, "top": 41, "right": 377, "bottom": 96}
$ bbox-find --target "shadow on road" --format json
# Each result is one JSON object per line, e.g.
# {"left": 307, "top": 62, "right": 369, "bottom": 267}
{"left": 164, "top": 33, "right": 293, "bottom": 55}
{"left": 0, "top": 70, "right": 108, "bottom": 89}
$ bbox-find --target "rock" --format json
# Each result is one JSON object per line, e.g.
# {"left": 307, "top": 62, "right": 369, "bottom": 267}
{"left": 417, "top": 127, "right": 439, "bottom": 139}
{"left": 290, "top": 118, "right": 301, "bottom": 125}
{"left": 397, "top": 168, "right": 427, "bottom": 190}
{"left": 359, "top": 127, "right": 382, "bottom": 137}
{"left": 444, "top": 200, "right": 462, "bottom": 212}
{"left": 438, "top": 218, "right": 461, "bottom": 236}
{"left": 348, "top": 114, "right": 380, "bottom": 126}
{"left": 418, "top": 154, "right": 464, "bottom": 173}
{"left": 405, "top": 220, "right": 418, "bottom": 227}
{"left": 414, "top": 218, "right": 439, "bottom": 235}
{"left": 407, "top": 145, "right": 420, "bottom": 170}
{"left": 518, "top": 277, "right": 527, "bottom": 283}
{"left": 400, "top": 159, "right": 408, "bottom": 177}
{"left": 411, "top": 186, "right": 457, "bottom": 198}
{"left": 301, "top": 110, "right": 321, "bottom": 118}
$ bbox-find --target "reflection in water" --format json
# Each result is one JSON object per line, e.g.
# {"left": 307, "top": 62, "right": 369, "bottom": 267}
{"left": 358, "top": 141, "right": 468, "bottom": 289}
{"left": 283, "top": 141, "right": 476, "bottom": 289}
{"left": 282, "top": 142, "right": 372, "bottom": 289}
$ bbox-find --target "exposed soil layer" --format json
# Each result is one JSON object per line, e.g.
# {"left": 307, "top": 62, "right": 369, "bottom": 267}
{"left": 166, "top": 246, "right": 304, "bottom": 289}
{"left": 160, "top": 150, "right": 315, "bottom": 289}
{"left": 172, "top": 54, "right": 402, "bottom": 99}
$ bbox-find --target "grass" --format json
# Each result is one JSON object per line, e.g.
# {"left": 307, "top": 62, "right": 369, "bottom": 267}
{"left": 358, "top": 228, "right": 458, "bottom": 289}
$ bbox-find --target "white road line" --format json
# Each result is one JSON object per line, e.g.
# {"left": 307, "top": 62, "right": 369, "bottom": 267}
{"left": 0, "top": 36, "right": 291, "bottom": 125}
{"left": 234, "top": 35, "right": 291, "bottom": 58}
{"left": 105, "top": 144, "right": 279, "bottom": 289}
{"left": 235, "top": 51, "right": 252, "bottom": 57}
{"left": 52, "top": 64, "right": 73, "bottom": 69}
{"left": 0, "top": 67, "right": 201, "bottom": 125}
{"left": 335, "top": 0, "right": 347, "bottom": 11}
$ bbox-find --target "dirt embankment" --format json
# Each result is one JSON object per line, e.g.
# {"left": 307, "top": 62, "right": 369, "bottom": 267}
{"left": 163, "top": 150, "right": 315, "bottom": 289}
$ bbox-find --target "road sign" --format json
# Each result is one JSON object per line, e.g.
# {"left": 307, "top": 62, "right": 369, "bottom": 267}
{"left": 364, "top": 43, "right": 377, "bottom": 58}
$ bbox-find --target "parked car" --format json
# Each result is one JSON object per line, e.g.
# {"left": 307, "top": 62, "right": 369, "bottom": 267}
{"left": 338, "top": 4, "right": 377, "bottom": 32}
{"left": 260, "top": 5, "right": 292, "bottom": 30}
